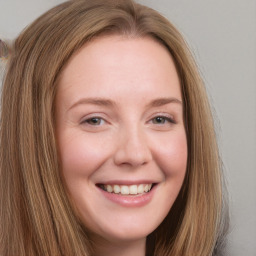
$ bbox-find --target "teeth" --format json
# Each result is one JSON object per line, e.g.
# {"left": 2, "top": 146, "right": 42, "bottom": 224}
{"left": 137, "top": 184, "right": 144, "bottom": 194}
{"left": 113, "top": 185, "right": 120, "bottom": 194}
{"left": 129, "top": 185, "right": 137, "bottom": 194}
{"left": 121, "top": 186, "right": 129, "bottom": 195}
{"left": 102, "top": 184, "right": 153, "bottom": 195}
{"left": 106, "top": 185, "right": 113, "bottom": 193}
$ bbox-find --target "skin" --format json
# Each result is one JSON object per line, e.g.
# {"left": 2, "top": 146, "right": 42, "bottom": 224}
{"left": 56, "top": 35, "right": 187, "bottom": 256}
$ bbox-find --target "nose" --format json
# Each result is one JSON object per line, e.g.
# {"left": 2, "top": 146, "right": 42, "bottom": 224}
{"left": 113, "top": 126, "right": 152, "bottom": 168}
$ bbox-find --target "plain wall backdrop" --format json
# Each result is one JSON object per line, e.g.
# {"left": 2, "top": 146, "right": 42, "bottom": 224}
{"left": 1, "top": 0, "right": 256, "bottom": 255}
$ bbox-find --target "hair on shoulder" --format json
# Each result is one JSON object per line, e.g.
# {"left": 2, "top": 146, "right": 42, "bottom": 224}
{"left": 0, "top": 0, "right": 229, "bottom": 255}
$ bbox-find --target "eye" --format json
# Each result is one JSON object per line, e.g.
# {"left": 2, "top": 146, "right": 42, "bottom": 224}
{"left": 82, "top": 117, "right": 105, "bottom": 126}
{"left": 151, "top": 116, "right": 175, "bottom": 125}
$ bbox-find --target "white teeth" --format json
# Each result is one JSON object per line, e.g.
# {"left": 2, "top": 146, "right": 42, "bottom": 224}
{"left": 129, "top": 185, "right": 137, "bottom": 194}
{"left": 121, "top": 186, "right": 129, "bottom": 195}
{"left": 102, "top": 184, "right": 153, "bottom": 195}
{"left": 113, "top": 185, "right": 120, "bottom": 194}
{"left": 137, "top": 184, "right": 144, "bottom": 194}
{"left": 106, "top": 185, "right": 113, "bottom": 193}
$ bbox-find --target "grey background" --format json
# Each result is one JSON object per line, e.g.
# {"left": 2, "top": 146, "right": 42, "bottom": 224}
{"left": 1, "top": 0, "right": 255, "bottom": 255}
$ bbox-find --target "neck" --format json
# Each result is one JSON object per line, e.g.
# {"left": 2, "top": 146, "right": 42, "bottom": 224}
{"left": 92, "top": 236, "right": 146, "bottom": 256}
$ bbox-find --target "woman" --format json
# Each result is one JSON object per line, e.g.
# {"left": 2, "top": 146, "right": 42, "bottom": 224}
{"left": 0, "top": 0, "right": 229, "bottom": 255}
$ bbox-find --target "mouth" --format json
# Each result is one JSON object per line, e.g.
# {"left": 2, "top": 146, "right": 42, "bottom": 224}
{"left": 97, "top": 183, "right": 155, "bottom": 196}
{"left": 96, "top": 182, "right": 157, "bottom": 207}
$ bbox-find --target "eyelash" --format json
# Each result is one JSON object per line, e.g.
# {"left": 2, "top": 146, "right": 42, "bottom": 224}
{"left": 150, "top": 115, "right": 176, "bottom": 125}
{"left": 81, "top": 117, "right": 105, "bottom": 126}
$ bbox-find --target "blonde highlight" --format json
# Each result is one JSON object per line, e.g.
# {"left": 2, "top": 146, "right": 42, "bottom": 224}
{"left": 0, "top": 0, "right": 229, "bottom": 255}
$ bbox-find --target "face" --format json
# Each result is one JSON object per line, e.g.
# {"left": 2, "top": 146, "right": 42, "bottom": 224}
{"left": 56, "top": 35, "right": 187, "bottom": 244}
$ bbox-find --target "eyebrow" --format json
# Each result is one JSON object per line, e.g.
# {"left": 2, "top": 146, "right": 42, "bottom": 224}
{"left": 68, "top": 98, "right": 117, "bottom": 111}
{"left": 68, "top": 97, "right": 182, "bottom": 111}
{"left": 146, "top": 97, "right": 182, "bottom": 108}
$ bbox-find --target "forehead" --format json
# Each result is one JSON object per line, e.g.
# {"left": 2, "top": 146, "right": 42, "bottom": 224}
{"left": 57, "top": 35, "right": 182, "bottom": 106}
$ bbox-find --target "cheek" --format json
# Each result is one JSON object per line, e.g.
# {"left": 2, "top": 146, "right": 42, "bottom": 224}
{"left": 58, "top": 132, "right": 111, "bottom": 179}
{"left": 151, "top": 130, "right": 187, "bottom": 177}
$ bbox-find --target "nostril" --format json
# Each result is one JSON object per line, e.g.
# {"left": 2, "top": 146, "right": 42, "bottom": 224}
{"left": 113, "top": 130, "right": 153, "bottom": 167}
{"left": 113, "top": 146, "right": 152, "bottom": 167}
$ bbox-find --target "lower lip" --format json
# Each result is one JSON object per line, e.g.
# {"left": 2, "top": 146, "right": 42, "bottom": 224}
{"left": 97, "top": 185, "right": 157, "bottom": 207}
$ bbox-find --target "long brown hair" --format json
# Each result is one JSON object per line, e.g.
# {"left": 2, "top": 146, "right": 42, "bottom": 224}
{"left": 0, "top": 0, "right": 229, "bottom": 255}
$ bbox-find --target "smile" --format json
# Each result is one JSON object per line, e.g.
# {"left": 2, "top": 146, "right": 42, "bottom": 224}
{"left": 99, "top": 184, "right": 153, "bottom": 195}
{"left": 97, "top": 182, "right": 157, "bottom": 207}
